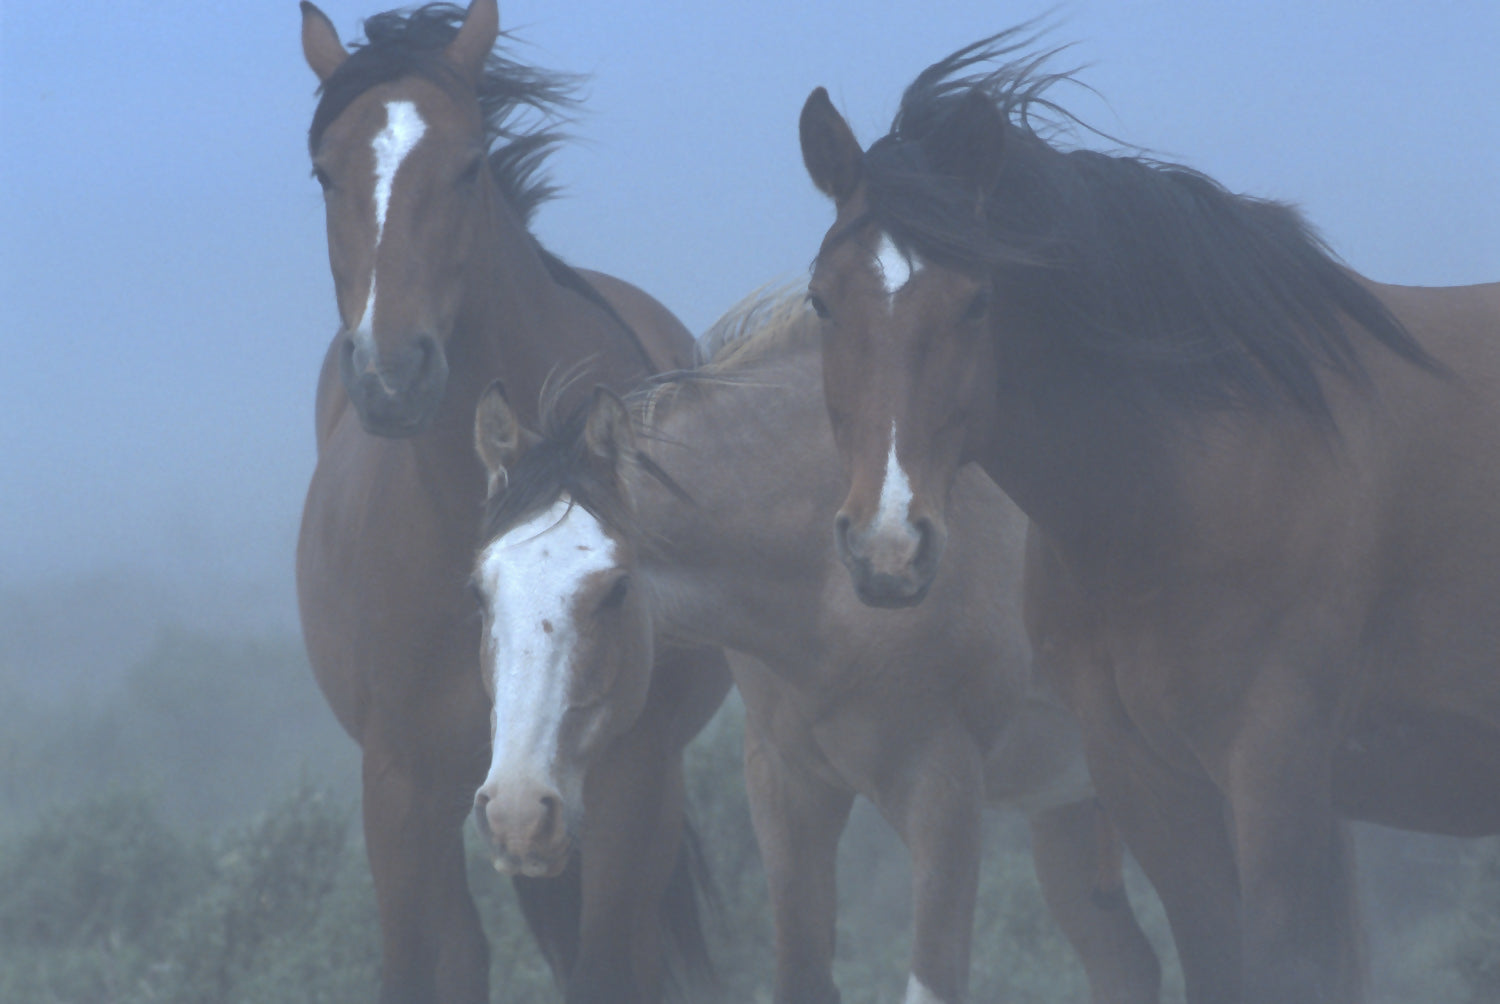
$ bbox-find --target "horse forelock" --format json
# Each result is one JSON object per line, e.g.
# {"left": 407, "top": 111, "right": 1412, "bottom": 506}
{"left": 308, "top": 3, "right": 580, "bottom": 224}
{"left": 854, "top": 25, "right": 1441, "bottom": 421}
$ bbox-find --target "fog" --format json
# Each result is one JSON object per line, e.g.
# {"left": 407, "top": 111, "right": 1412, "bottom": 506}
{"left": 0, "top": 1, "right": 1496, "bottom": 998}
{"left": 2, "top": 1, "right": 1495, "bottom": 625}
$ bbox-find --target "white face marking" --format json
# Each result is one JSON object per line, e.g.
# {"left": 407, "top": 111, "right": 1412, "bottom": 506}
{"left": 876, "top": 231, "right": 921, "bottom": 304}
{"left": 475, "top": 499, "right": 616, "bottom": 796}
{"left": 903, "top": 974, "right": 946, "bottom": 1004}
{"left": 872, "top": 419, "right": 918, "bottom": 541}
{"left": 351, "top": 100, "right": 427, "bottom": 343}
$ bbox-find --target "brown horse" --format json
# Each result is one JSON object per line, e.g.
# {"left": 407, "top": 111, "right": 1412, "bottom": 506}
{"left": 294, "top": 3, "right": 729, "bottom": 1001}
{"left": 467, "top": 293, "right": 1163, "bottom": 1004}
{"left": 797, "top": 30, "right": 1500, "bottom": 1004}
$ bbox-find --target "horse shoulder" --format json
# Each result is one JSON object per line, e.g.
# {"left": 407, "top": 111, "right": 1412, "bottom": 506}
{"left": 573, "top": 269, "right": 697, "bottom": 371}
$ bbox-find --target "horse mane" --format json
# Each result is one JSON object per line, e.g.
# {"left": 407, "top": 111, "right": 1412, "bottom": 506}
{"left": 480, "top": 289, "right": 814, "bottom": 545}
{"left": 854, "top": 27, "right": 1442, "bottom": 419}
{"left": 624, "top": 286, "right": 816, "bottom": 432}
{"left": 308, "top": 3, "right": 579, "bottom": 224}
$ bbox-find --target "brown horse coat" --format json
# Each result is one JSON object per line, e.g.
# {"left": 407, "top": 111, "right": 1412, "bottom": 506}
{"left": 798, "top": 30, "right": 1500, "bottom": 1004}
{"left": 295, "top": 4, "right": 728, "bottom": 1001}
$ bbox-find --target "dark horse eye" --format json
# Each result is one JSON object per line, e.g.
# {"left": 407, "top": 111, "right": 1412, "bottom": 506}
{"left": 312, "top": 166, "right": 333, "bottom": 191}
{"left": 599, "top": 574, "right": 630, "bottom": 611}
{"left": 807, "top": 293, "right": 831, "bottom": 320}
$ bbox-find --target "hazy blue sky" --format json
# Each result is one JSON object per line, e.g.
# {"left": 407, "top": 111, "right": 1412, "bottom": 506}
{"left": 1, "top": 0, "right": 1496, "bottom": 629}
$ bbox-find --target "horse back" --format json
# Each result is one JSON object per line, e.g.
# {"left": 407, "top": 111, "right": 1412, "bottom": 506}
{"left": 574, "top": 269, "right": 698, "bottom": 373}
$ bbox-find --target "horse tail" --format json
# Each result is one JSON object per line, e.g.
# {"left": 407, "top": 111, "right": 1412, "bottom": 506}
{"left": 511, "top": 866, "right": 582, "bottom": 987}
{"left": 510, "top": 819, "right": 718, "bottom": 999}
{"left": 661, "top": 816, "right": 719, "bottom": 1001}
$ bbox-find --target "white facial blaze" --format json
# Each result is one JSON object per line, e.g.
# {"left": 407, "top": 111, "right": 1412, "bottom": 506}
{"left": 876, "top": 231, "right": 919, "bottom": 304}
{"left": 352, "top": 100, "right": 427, "bottom": 343}
{"left": 476, "top": 499, "right": 616, "bottom": 797}
{"left": 873, "top": 419, "right": 918, "bottom": 541}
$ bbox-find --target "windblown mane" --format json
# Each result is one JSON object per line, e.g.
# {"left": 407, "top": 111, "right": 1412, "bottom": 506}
{"left": 481, "top": 290, "right": 814, "bottom": 544}
{"left": 851, "top": 27, "right": 1441, "bottom": 418}
{"left": 632, "top": 287, "right": 816, "bottom": 431}
{"left": 308, "top": 3, "right": 578, "bottom": 223}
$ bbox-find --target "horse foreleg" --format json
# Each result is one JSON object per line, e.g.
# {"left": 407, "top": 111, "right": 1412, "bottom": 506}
{"left": 1224, "top": 721, "right": 1364, "bottom": 1004}
{"left": 1029, "top": 799, "right": 1161, "bottom": 1004}
{"left": 741, "top": 703, "right": 854, "bottom": 1004}
{"left": 568, "top": 646, "right": 727, "bottom": 1004}
{"left": 1085, "top": 736, "right": 1241, "bottom": 1004}
{"left": 883, "top": 728, "right": 985, "bottom": 1004}
{"left": 362, "top": 737, "right": 489, "bottom": 1004}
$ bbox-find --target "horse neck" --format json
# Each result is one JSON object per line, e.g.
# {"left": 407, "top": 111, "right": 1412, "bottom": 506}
{"left": 629, "top": 352, "right": 839, "bottom": 660}
{"left": 421, "top": 188, "right": 653, "bottom": 480}
{"left": 981, "top": 345, "right": 1185, "bottom": 589}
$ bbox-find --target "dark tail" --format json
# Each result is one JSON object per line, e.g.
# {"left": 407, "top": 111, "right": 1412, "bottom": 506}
{"left": 661, "top": 817, "right": 718, "bottom": 1001}
{"left": 511, "top": 862, "right": 583, "bottom": 987}
{"left": 510, "top": 819, "right": 718, "bottom": 1000}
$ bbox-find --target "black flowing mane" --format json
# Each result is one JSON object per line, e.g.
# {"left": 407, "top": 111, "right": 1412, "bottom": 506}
{"left": 308, "top": 3, "right": 579, "bottom": 223}
{"left": 856, "top": 28, "right": 1441, "bottom": 418}
{"left": 480, "top": 380, "right": 689, "bottom": 549}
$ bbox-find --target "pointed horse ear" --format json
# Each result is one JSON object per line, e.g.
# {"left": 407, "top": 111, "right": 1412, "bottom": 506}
{"left": 474, "top": 380, "right": 528, "bottom": 498}
{"left": 300, "top": 2, "right": 348, "bottom": 83}
{"left": 582, "top": 386, "right": 636, "bottom": 470}
{"left": 445, "top": 0, "right": 500, "bottom": 84}
{"left": 800, "top": 87, "right": 863, "bottom": 203}
{"left": 930, "top": 88, "right": 1007, "bottom": 201}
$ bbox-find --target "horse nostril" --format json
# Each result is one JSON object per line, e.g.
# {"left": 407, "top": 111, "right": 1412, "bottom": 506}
{"left": 912, "top": 517, "right": 943, "bottom": 575}
{"left": 537, "top": 793, "right": 563, "bottom": 842}
{"left": 472, "top": 791, "right": 493, "bottom": 836}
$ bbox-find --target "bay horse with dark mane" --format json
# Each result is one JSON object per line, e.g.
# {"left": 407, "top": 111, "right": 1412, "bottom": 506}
{"left": 294, "top": 3, "right": 728, "bottom": 1001}
{"left": 797, "top": 29, "right": 1500, "bottom": 1004}
{"left": 466, "top": 293, "right": 1163, "bottom": 1004}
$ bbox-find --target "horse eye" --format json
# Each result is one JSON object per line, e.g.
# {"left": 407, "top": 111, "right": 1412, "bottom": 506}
{"left": 807, "top": 293, "right": 831, "bottom": 320}
{"left": 469, "top": 582, "right": 488, "bottom": 609}
{"left": 311, "top": 166, "right": 333, "bottom": 191}
{"left": 962, "top": 287, "right": 991, "bottom": 322}
{"left": 599, "top": 574, "right": 630, "bottom": 610}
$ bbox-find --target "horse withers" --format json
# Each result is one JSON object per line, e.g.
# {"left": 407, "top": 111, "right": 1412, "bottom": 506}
{"left": 294, "top": 3, "right": 728, "bottom": 1000}
{"left": 468, "top": 294, "right": 1162, "bottom": 1004}
{"left": 798, "top": 29, "right": 1500, "bottom": 1004}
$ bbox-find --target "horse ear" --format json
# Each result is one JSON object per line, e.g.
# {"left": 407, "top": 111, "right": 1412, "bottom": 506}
{"left": 300, "top": 2, "right": 348, "bottom": 83}
{"left": 800, "top": 87, "right": 863, "bottom": 203}
{"left": 445, "top": 0, "right": 500, "bottom": 84}
{"left": 474, "top": 380, "right": 525, "bottom": 497}
{"left": 582, "top": 387, "right": 635, "bottom": 469}
{"left": 932, "top": 88, "right": 1007, "bottom": 199}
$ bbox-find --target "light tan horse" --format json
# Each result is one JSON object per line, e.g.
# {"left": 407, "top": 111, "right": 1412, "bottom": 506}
{"left": 468, "top": 294, "right": 1162, "bottom": 1004}
{"left": 797, "top": 28, "right": 1500, "bottom": 1004}
{"left": 295, "top": 3, "right": 728, "bottom": 1000}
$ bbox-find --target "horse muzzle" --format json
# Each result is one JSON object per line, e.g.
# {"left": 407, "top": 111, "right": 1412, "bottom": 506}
{"left": 834, "top": 509, "right": 946, "bottom": 609}
{"left": 340, "top": 333, "right": 449, "bottom": 437}
{"left": 472, "top": 782, "right": 575, "bottom": 879}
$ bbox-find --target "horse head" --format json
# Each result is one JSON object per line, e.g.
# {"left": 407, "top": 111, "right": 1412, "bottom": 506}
{"left": 800, "top": 86, "right": 1006, "bottom": 607}
{"left": 302, "top": 0, "right": 500, "bottom": 436}
{"left": 467, "top": 382, "right": 653, "bottom": 876}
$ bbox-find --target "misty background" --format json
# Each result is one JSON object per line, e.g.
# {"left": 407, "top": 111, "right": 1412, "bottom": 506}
{"left": 0, "top": 1, "right": 1497, "bottom": 1000}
